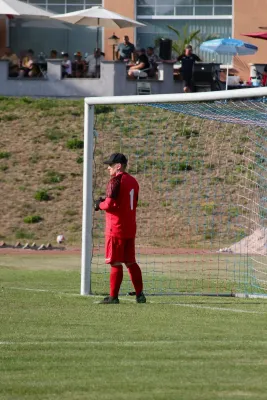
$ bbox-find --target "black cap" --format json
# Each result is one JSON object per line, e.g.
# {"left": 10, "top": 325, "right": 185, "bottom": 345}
{"left": 103, "top": 153, "right": 128, "bottom": 165}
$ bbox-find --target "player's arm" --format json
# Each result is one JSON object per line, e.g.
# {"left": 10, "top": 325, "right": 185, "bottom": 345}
{"left": 95, "top": 196, "right": 117, "bottom": 211}
{"left": 99, "top": 197, "right": 118, "bottom": 211}
{"left": 98, "top": 177, "right": 121, "bottom": 211}
{"left": 94, "top": 197, "right": 105, "bottom": 211}
{"left": 116, "top": 44, "right": 120, "bottom": 60}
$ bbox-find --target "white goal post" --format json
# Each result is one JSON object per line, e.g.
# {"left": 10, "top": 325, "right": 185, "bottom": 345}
{"left": 81, "top": 87, "right": 267, "bottom": 296}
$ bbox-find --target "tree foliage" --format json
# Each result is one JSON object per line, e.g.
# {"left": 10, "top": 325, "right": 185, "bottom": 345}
{"left": 155, "top": 25, "right": 218, "bottom": 56}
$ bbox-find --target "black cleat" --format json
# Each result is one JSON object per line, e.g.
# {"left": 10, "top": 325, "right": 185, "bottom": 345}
{"left": 136, "top": 292, "right": 146, "bottom": 303}
{"left": 99, "top": 296, "right": 119, "bottom": 304}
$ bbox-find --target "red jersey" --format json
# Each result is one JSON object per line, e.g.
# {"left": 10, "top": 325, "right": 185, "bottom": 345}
{"left": 99, "top": 172, "right": 139, "bottom": 238}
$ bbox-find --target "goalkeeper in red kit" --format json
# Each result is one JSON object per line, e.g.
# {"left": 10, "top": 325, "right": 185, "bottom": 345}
{"left": 95, "top": 153, "right": 146, "bottom": 304}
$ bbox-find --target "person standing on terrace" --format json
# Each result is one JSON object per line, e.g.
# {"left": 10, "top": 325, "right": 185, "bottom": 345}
{"left": 116, "top": 35, "right": 135, "bottom": 62}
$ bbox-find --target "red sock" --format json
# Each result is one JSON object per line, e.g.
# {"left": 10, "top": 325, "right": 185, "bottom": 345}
{"left": 110, "top": 265, "right": 123, "bottom": 298}
{"left": 127, "top": 263, "right": 143, "bottom": 296}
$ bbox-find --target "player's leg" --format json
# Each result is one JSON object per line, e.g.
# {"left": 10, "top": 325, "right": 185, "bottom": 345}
{"left": 183, "top": 77, "right": 192, "bottom": 93}
{"left": 109, "top": 263, "right": 123, "bottom": 299}
{"left": 125, "top": 239, "right": 146, "bottom": 303}
{"left": 100, "top": 236, "right": 123, "bottom": 304}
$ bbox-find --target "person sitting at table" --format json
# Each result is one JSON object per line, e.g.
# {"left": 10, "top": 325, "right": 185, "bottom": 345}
{"left": 50, "top": 49, "right": 58, "bottom": 59}
{"left": 177, "top": 44, "right": 201, "bottom": 93}
{"left": 116, "top": 35, "right": 135, "bottom": 62}
{"left": 62, "top": 52, "right": 72, "bottom": 78}
{"left": 72, "top": 51, "right": 87, "bottom": 78}
{"left": 19, "top": 49, "right": 38, "bottom": 78}
{"left": 1, "top": 47, "right": 19, "bottom": 77}
{"left": 85, "top": 48, "right": 104, "bottom": 78}
{"left": 128, "top": 48, "right": 150, "bottom": 79}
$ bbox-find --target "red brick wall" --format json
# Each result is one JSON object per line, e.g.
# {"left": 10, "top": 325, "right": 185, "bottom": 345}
{"left": 234, "top": 0, "right": 267, "bottom": 79}
{"left": 103, "top": 0, "right": 135, "bottom": 60}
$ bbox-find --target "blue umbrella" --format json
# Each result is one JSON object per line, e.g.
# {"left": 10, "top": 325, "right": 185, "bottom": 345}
{"left": 200, "top": 38, "right": 258, "bottom": 89}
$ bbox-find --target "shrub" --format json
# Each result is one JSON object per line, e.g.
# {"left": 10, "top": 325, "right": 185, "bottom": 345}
{"left": 15, "top": 229, "right": 35, "bottom": 239}
{"left": 233, "top": 147, "right": 244, "bottom": 155}
{"left": 95, "top": 105, "right": 113, "bottom": 114}
{"left": 0, "top": 114, "right": 18, "bottom": 122}
{"left": 64, "top": 209, "right": 78, "bottom": 216}
{"left": 33, "top": 99, "right": 59, "bottom": 110}
{"left": 204, "top": 229, "right": 216, "bottom": 240}
{"left": 19, "top": 97, "right": 34, "bottom": 104}
{"left": 29, "top": 154, "right": 40, "bottom": 164}
{"left": 211, "top": 176, "right": 224, "bottom": 184}
{"left": 23, "top": 215, "right": 42, "bottom": 224}
{"left": 201, "top": 202, "right": 216, "bottom": 215}
{"left": 181, "top": 127, "right": 199, "bottom": 139}
{"left": 0, "top": 165, "right": 8, "bottom": 172}
{"left": 34, "top": 189, "right": 50, "bottom": 201}
{"left": 205, "top": 163, "right": 215, "bottom": 170}
{"left": 169, "top": 177, "right": 184, "bottom": 188}
{"left": 54, "top": 186, "right": 66, "bottom": 191}
{"left": 66, "top": 138, "right": 84, "bottom": 149}
{"left": 235, "top": 230, "right": 246, "bottom": 241}
{"left": 225, "top": 174, "right": 237, "bottom": 184}
{"left": 177, "top": 162, "right": 192, "bottom": 171}
{"left": 71, "top": 111, "right": 81, "bottom": 117}
{"left": 228, "top": 207, "right": 239, "bottom": 218}
{"left": 43, "top": 171, "right": 65, "bottom": 184}
{"left": 76, "top": 156, "right": 83, "bottom": 164}
{"left": 46, "top": 128, "right": 65, "bottom": 142}
{"left": 0, "top": 152, "right": 10, "bottom": 159}
{"left": 138, "top": 200, "right": 150, "bottom": 207}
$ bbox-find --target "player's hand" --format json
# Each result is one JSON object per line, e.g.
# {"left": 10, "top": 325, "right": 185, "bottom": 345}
{"left": 94, "top": 197, "right": 105, "bottom": 211}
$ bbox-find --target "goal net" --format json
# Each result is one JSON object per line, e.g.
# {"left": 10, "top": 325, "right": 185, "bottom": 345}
{"left": 81, "top": 88, "right": 267, "bottom": 298}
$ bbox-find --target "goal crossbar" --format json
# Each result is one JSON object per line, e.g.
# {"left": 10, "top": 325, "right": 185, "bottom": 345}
{"left": 85, "top": 87, "right": 267, "bottom": 106}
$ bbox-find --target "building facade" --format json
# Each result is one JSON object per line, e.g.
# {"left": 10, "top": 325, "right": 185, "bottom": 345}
{"left": 0, "top": 0, "right": 266, "bottom": 76}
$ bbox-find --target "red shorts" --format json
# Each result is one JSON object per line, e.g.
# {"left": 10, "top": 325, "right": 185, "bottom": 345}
{"left": 105, "top": 236, "right": 136, "bottom": 264}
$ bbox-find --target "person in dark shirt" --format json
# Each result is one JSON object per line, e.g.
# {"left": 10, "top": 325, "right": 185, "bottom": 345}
{"left": 128, "top": 48, "right": 150, "bottom": 79}
{"left": 177, "top": 45, "right": 201, "bottom": 93}
{"left": 116, "top": 35, "right": 135, "bottom": 62}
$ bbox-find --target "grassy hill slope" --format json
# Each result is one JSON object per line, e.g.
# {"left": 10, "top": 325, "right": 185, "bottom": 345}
{"left": 0, "top": 97, "right": 256, "bottom": 248}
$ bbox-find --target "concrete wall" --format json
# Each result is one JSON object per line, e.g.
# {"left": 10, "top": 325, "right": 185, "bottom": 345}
{"left": 0, "top": 60, "right": 182, "bottom": 98}
{"left": 233, "top": 0, "right": 267, "bottom": 80}
{"left": 103, "top": 0, "right": 135, "bottom": 60}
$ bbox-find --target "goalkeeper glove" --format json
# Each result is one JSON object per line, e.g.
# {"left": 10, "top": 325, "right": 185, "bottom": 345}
{"left": 94, "top": 197, "right": 105, "bottom": 211}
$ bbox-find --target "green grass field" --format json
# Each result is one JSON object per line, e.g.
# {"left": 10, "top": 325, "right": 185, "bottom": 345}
{"left": 1, "top": 254, "right": 267, "bottom": 400}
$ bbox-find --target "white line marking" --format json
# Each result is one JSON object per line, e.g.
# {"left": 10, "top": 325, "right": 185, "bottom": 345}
{"left": 4, "top": 287, "right": 265, "bottom": 313}
{"left": 168, "top": 303, "right": 264, "bottom": 314}
{"left": 6, "top": 287, "right": 81, "bottom": 297}
{"left": 0, "top": 340, "right": 177, "bottom": 346}
{"left": 5, "top": 287, "right": 136, "bottom": 301}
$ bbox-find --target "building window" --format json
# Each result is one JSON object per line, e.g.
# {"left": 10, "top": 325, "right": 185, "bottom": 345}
{"left": 137, "top": 0, "right": 232, "bottom": 17}
{"left": 156, "top": 6, "right": 175, "bottom": 16}
{"left": 22, "top": 0, "right": 102, "bottom": 13}
{"left": 195, "top": 6, "right": 213, "bottom": 15}
{"left": 175, "top": 6, "right": 194, "bottom": 15}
